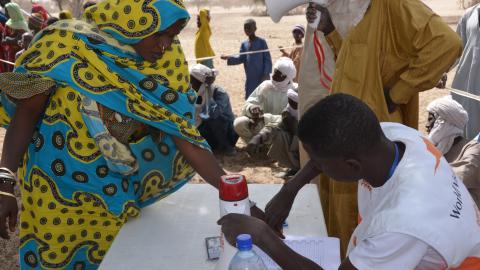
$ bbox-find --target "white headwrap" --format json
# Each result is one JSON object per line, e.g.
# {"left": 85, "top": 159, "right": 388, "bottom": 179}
{"left": 293, "top": 25, "right": 305, "bottom": 35}
{"left": 286, "top": 89, "right": 299, "bottom": 120}
{"left": 287, "top": 88, "right": 299, "bottom": 103}
{"left": 325, "top": 0, "right": 372, "bottom": 34}
{"left": 189, "top": 64, "right": 219, "bottom": 127}
{"left": 189, "top": 64, "right": 219, "bottom": 83}
{"left": 427, "top": 95, "right": 469, "bottom": 154}
{"left": 274, "top": 57, "right": 296, "bottom": 82}
{"left": 271, "top": 57, "right": 297, "bottom": 92}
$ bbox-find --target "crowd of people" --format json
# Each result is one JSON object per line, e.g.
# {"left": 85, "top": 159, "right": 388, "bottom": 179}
{"left": 0, "top": 0, "right": 478, "bottom": 269}
{"left": 194, "top": 13, "right": 306, "bottom": 177}
{"left": 0, "top": 0, "right": 96, "bottom": 71}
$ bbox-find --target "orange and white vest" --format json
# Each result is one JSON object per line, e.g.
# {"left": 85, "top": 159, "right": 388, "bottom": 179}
{"left": 348, "top": 123, "right": 480, "bottom": 269}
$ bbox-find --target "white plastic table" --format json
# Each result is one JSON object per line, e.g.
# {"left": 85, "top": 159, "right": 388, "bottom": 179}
{"left": 99, "top": 184, "right": 326, "bottom": 270}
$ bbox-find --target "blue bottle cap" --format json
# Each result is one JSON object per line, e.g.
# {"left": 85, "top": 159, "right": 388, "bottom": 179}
{"left": 236, "top": 234, "right": 253, "bottom": 251}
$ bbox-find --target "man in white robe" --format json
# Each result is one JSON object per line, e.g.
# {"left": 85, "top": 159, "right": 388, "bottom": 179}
{"left": 452, "top": 4, "right": 480, "bottom": 140}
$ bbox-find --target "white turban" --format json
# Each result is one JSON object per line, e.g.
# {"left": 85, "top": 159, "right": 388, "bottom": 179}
{"left": 286, "top": 89, "right": 299, "bottom": 120}
{"left": 427, "top": 95, "right": 469, "bottom": 154}
{"left": 189, "top": 64, "right": 220, "bottom": 127}
{"left": 287, "top": 89, "right": 299, "bottom": 103}
{"left": 274, "top": 57, "right": 297, "bottom": 82}
{"left": 189, "top": 64, "right": 219, "bottom": 83}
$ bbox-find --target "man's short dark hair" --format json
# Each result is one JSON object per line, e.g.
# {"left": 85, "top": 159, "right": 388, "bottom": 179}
{"left": 244, "top": 19, "right": 256, "bottom": 26}
{"left": 298, "top": 93, "right": 383, "bottom": 158}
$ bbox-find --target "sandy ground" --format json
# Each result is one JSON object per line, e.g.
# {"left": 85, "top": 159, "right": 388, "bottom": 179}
{"left": 183, "top": 11, "right": 454, "bottom": 183}
{"left": 0, "top": 2, "right": 461, "bottom": 269}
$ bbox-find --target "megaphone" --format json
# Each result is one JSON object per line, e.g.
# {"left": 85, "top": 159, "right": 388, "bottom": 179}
{"left": 266, "top": 0, "right": 329, "bottom": 28}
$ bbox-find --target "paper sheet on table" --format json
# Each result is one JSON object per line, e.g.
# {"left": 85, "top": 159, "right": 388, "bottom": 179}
{"left": 253, "top": 236, "right": 341, "bottom": 270}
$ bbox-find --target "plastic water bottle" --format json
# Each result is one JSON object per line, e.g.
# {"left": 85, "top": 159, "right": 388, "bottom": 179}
{"left": 215, "top": 175, "right": 251, "bottom": 270}
{"left": 229, "top": 234, "right": 267, "bottom": 270}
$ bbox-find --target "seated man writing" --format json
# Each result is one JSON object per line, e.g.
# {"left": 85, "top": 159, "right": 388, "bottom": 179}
{"left": 219, "top": 94, "right": 480, "bottom": 269}
{"left": 234, "top": 57, "right": 297, "bottom": 156}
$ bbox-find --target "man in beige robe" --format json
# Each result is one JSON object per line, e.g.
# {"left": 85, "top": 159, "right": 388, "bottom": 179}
{"left": 296, "top": 1, "right": 372, "bottom": 256}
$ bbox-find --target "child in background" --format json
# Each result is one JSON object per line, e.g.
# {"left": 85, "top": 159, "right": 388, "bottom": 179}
{"left": 221, "top": 19, "right": 272, "bottom": 99}
{"left": 280, "top": 25, "right": 305, "bottom": 82}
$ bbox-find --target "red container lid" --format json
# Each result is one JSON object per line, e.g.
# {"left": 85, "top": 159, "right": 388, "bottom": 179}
{"left": 219, "top": 174, "right": 248, "bottom": 201}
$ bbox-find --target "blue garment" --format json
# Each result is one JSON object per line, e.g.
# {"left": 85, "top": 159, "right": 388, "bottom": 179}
{"left": 227, "top": 37, "right": 272, "bottom": 99}
{"left": 198, "top": 85, "right": 238, "bottom": 151}
{"left": 0, "top": 12, "right": 7, "bottom": 24}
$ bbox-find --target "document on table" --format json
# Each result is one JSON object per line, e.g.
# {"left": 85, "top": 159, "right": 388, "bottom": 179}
{"left": 253, "top": 236, "right": 341, "bottom": 270}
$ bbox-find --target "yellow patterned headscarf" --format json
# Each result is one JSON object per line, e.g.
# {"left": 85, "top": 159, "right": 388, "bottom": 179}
{"left": 85, "top": 0, "right": 189, "bottom": 44}
{"left": 15, "top": 0, "right": 208, "bottom": 148}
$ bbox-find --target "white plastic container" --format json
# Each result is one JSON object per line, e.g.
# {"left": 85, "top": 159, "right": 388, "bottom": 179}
{"left": 215, "top": 174, "right": 250, "bottom": 270}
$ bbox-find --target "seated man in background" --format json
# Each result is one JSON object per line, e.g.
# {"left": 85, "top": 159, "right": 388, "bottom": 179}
{"left": 248, "top": 89, "right": 300, "bottom": 178}
{"left": 219, "top": 94, "right": 480, "bottom": 270}
{"left": 234, "top": 57, "right": 297, "bottom": 155}
{"left": 426, "top": 96, "right": 480, "bottom": 207}
{"left": 190, "top": 64, "right": 238, "bottom": 156}
{"left": 450, "top": 134, "right": 480, "bottom": 207}
{"left": 426, "top": 95, "right": 469, "bottom": 162}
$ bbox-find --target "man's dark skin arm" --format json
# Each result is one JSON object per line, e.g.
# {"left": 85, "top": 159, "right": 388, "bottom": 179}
{"left": 265, "top": 160, "right": 321, "bottom": 235}
{"left": 219, "top": 214, "right": 358, "bottom": 270}
{"left": 0, "top": 93, "right": 50, "bottom": 239}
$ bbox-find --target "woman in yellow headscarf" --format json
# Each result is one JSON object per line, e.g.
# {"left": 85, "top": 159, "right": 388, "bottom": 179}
{"left": 0, "top": 1, "right": 262, "bottom": 269}
{"left": 194, "top": 8, "right": 215, "bottom": 68}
